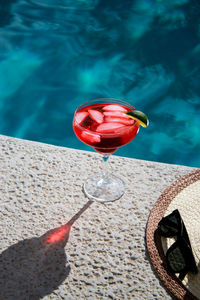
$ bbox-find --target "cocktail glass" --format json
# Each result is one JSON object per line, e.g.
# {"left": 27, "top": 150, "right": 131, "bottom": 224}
{"left": 73, "top": 98, "right": 140, "bottom": 202}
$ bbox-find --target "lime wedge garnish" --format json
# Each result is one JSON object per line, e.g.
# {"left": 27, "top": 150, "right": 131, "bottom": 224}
{"left": 125, "top": 110, "right": 149, "bottom": 127}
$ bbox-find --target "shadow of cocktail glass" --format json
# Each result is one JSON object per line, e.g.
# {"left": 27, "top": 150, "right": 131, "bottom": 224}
{"left": 0, "top": 200, "right": 93, "bottom": 299}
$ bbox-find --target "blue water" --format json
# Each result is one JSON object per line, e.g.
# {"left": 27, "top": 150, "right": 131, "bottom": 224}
{"left": 0, "top": 0, "right": 200, "bottom": 167}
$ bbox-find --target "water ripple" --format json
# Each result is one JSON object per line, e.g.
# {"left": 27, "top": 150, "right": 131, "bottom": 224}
{"left": 29, "top": 0, "right": 99, "bottom": 10}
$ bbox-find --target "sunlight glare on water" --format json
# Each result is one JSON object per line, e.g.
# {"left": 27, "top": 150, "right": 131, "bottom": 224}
{"left": 0, "top": 0, "right": 200, "bottom": 167}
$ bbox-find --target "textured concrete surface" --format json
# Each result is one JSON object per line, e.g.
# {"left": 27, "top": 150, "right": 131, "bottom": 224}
{"left": 0, "top": 134, "right": 196, "bottom": 299}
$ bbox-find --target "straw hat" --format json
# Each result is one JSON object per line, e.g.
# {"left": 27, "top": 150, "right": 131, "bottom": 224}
{"left": 146, "top": 169, "right": 200, "bottom": 300}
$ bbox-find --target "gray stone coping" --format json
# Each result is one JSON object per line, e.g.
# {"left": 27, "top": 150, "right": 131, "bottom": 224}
{"left": 0, "top": 134, "right": 196, "bottom": 299}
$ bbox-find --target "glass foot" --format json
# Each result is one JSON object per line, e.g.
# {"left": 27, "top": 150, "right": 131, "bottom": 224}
{"left": 83, "top": 173, "right": 125, "bottom": 202}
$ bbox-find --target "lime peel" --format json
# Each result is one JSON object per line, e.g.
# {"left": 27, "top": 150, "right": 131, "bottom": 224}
{"left": 125, "top": 110, "right": 149, "bottom": 128}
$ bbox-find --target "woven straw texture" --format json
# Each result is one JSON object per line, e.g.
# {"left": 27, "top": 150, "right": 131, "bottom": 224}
{"left": 146, "top": 169, "right": 200, "bottom": 300}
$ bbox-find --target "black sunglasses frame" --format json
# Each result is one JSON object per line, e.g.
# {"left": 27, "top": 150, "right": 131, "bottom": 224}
{"left": 157, "top": 209, "right": 198, "bottom": 280}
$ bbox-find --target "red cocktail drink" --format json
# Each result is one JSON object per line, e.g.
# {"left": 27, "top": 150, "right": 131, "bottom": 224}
{"left": 73, "top": 98, "right": 148, "bottom": 202}
{"left": 73, "top": 103, "right": 139, "bottom": 154}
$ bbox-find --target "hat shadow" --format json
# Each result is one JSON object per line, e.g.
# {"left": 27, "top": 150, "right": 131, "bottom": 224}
{"left": 0, "top": 200, "right": 93, "bottom": 299}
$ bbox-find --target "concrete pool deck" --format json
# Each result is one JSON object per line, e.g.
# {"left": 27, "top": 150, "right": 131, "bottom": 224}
{"left": 0, "top": 134, "right": 196, "bottom": 299}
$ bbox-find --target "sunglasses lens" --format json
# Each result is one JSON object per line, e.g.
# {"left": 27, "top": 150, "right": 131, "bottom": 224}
{"left": 158, "top": 212, "right": 180, "bottom": 237}
{"left": 167, "top": 244, "right": 186, "bottom": 273}
{"left": 158, "top": 223, "right": 178, "bottom": 237}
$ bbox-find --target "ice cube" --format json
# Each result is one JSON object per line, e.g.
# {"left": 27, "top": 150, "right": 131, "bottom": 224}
{"left": 96, "top": 122, "right": 125, "bottom": 133}
{"left": 75, "top": 111, "right": 88, "bottom": 124}
{"left": 103, "top": 111, "right": 130, "bottom": 119}
{"left": 102, "top": 104, "right": 128, "bottom": 112}
{"left": 105, "top": 117, "right": 135, "bottom": 125}
{"left": 88, "top": 109, "right": 104, "bottom": 124}
{"left": 81, "top": 130, "right": 101, "bottom": 143}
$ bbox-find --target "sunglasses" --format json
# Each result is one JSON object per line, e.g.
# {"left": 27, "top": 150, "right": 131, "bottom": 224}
{"left": 157, "top": 209, "right": 198, "bottom": 280}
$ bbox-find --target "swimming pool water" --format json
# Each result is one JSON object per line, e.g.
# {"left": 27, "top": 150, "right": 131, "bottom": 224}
{"left": 0, "top": 0, "right": 200, "bottom": 167}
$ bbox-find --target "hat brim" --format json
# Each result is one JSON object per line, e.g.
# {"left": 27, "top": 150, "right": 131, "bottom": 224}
{"left": 146, "top": 169, "right": 200, "bottom": 300}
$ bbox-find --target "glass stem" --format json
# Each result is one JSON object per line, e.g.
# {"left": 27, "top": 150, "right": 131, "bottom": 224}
{"left": 101, "top": 154, "right": 111, "bottom": 182}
